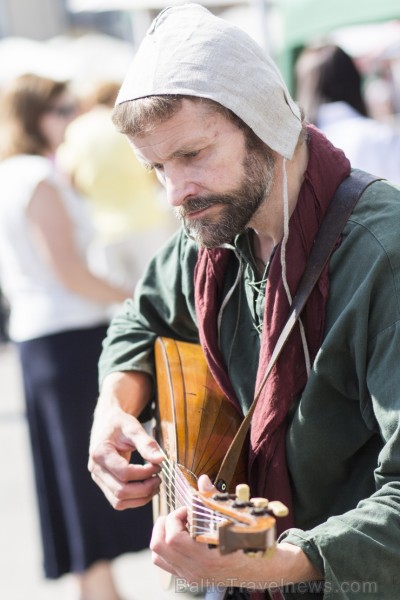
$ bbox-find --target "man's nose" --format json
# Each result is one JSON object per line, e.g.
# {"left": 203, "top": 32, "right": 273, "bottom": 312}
{"left": 164, "top": 167, "right": 197, "bottom": 207}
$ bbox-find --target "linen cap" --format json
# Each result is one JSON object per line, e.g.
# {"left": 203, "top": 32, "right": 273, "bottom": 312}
{"left": 116, "top": 3, "right": 302, "bottom": 160}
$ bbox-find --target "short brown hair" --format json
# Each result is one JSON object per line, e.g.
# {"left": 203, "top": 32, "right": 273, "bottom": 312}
{"left": 0, "top": 73, "right": 68, "bottom": 159}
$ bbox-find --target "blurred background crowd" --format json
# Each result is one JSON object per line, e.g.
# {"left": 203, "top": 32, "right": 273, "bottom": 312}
{"left": 0, "top": 1, "right": 399, "bottom": 599}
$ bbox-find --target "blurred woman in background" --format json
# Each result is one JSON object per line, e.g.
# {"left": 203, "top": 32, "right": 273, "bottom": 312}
{"left": 58, "top": 79, "right": 177, "bottom": 291}
{"left": 0, "top": 74, "right": 153, "bottom": 600}
{"left": 295, "top": 44, "right": 400, "bottom": 184}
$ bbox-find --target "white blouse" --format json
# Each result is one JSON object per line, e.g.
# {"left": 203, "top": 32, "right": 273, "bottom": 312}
{"left": 0, "top": 154, "right": 111, "bottom": 341}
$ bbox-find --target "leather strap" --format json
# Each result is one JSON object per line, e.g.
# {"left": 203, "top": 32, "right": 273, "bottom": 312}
{"left": 215, "top": 170, "right": 381, "bottom": 493}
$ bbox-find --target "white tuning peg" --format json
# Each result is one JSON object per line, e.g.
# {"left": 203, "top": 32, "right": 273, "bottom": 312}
{"left": 250, "top": 497, "right": 269, "bottom": 509}
{"left": 235, "top": 483, "right": 250, "bottom": 502}
{"left": 268, "top": 501, "right": 289, "bottom": 517}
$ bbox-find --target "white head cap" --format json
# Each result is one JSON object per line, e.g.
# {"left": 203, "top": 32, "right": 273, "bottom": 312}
{"left": 116, "top": 3, "right": 301, "bottom": 160}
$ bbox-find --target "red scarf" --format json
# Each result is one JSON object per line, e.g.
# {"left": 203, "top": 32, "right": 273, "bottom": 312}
{"left": 194, "top": 126, "right": 350, "bottom": 532}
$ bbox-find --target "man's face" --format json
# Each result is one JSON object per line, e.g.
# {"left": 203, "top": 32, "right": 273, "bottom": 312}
{"left": 130, "top": 99, "right": 276, "bottom": 247}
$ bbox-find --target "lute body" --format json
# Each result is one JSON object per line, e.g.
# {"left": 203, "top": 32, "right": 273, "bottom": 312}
{"left": 154, "top": 336, "right": 247, "bottom": 491}
{"left": 154, "top": 337, "right": 287, "bottom": 554}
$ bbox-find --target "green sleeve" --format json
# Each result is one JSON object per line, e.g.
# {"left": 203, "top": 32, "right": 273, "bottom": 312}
{"left": 279, "top": 183, "right": 400, "bottom": 599}
{"left": 281, "top": 323, "right": 400, "bottom": 599}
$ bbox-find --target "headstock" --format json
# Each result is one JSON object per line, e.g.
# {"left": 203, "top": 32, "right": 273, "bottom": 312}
{"left": 190, "top": 483, "right": 288, "bottom": 555}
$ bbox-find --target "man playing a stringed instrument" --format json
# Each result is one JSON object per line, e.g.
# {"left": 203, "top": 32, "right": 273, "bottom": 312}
{"left": 88, "top": 4, "right": 400, "bottom": 599}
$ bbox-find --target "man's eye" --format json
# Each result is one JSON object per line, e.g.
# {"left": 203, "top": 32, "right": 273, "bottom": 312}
{"left": 153, "top": 163, "right": 164, "bottom": 171}
{"left": 185, "top": 151, "right": 200, "bottom": 159}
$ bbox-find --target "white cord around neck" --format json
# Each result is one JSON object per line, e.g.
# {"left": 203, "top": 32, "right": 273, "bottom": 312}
{"left": 280, "top": 158, "right": 311, "bottom": 376}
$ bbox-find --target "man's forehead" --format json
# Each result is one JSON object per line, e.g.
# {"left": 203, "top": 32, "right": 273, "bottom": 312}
{"left": 129, "top": 131, "right": 206, "bottom": 157}
{"left": 128, "top": 101, "right": 224, "bottom": 152}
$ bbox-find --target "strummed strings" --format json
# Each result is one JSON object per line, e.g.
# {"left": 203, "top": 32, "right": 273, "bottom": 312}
{"left": 159, "top": 457, "right": 225, "bottom": 536}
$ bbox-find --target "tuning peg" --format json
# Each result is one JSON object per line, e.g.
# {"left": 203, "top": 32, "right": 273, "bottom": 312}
{"left": 250, "top": 497, "right": 269, "bottom": 509}
{"left": 235, "top": 483, "right": 250, "bottom": 503}
{"left": 268, "top": 500, "right": 289, "bottom": 517}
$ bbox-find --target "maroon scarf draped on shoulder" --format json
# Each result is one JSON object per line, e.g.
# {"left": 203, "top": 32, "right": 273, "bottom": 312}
{"left": 194, "top": 126, "right": 350, "bottom": 532}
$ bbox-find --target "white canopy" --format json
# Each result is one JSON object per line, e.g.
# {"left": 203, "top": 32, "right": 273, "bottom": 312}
{"left": 67, "top": 0, "right": 246, "bottom": 12}
{"left": 0, "top": 33, "right": 135, "bottom": 87}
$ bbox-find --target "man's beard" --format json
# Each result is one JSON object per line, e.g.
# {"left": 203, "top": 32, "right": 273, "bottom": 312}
{"left": 175, "top": 148, "right": 276, "bottom": 247}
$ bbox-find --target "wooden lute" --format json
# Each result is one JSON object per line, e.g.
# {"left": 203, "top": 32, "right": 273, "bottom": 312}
{"left": 154, "top": 337, "right": 288, "bottom": 556}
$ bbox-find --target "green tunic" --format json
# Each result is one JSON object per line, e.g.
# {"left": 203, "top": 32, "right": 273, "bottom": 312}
{"left": 99, "top": 179, "right": 400, "bottom": 599}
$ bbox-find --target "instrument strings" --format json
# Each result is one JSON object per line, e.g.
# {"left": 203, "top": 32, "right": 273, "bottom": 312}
{"left": 160, "top": 457, "right": 225, "bottom": 535}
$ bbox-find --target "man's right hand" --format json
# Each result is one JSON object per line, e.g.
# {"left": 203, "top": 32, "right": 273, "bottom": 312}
{"left": 88, "top": 370, "right": 165, "bottom": 510}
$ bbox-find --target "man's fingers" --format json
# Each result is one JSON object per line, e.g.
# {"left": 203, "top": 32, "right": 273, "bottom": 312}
{"left": 150, "top": 509, "right": 197, "bottom": 580}
{"left": 164, "top": 506, "right": 189, "bottom": 543}
{"left": 89, "top": 444, "right": 161, "bottom": 481}
{"left": 88, "top": 448, "right": 162, "bottom": 510}
{"left": 116, "top": 414, "right": 164, "bottom": 463}
{"left": 91, "top": 468, "right": 161, "bottom": 510}
{"left": 151, "top": 508, "right": 189, "bottom": 555}
{"left": 197, "top": 474, "right": 216, "bottom": 493}
{"left": 90, "top": 411, "right": 164, "bottom": 467}
{"left": 128, "top": 430, "right": 164, "bottom": 464}
{"left": 88, "top": 412, "right": 164, "bottom": 510}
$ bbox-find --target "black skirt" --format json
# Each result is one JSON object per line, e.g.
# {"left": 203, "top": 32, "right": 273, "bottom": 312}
{"left": 16, "top": 324, "right": 153, "bottom": 579}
